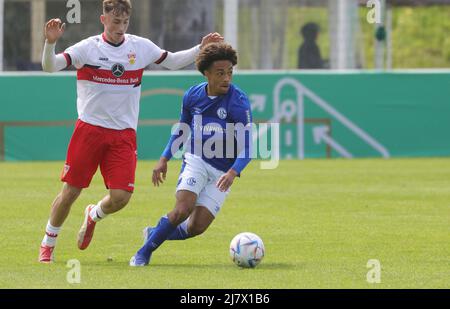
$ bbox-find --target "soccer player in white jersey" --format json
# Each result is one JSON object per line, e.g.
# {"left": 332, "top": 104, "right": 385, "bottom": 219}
{"left": 130, "top": 42, "right": 253, "bottom": 266}
{"left": 38, "top": 0, "right": 223, "bottom": 263}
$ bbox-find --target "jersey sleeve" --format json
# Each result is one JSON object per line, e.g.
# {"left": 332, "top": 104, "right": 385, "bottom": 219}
{"left": 138, "top": 37, "right": 166, "bottom": 67}
{"left": 230, "top": 92, "right": 253, "bottom": 174}
{"left": 161, "top": 89, "right": 193, "bottom": 160}
{"left": 64, "top": 38, "right": 90, "bottom": 69}
{"left": 230, "top": 93, "right": 252, "bottom": 127}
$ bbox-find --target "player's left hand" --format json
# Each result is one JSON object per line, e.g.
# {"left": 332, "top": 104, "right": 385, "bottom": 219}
{"left": 200, "top": 32, "right": 224, "bottom": 49}
{"left": 216, "top": 169, "right": 238, "bottom": 192}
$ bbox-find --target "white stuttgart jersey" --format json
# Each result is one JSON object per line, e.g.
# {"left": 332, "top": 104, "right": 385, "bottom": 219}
{"left": 64, "top": 33, "right": 167, "bottom": 130}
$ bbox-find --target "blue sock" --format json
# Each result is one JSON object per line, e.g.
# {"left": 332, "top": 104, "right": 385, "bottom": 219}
{"left": 137, "top": 216, "right": 175, "bottom": 258}
{"left": 167, "top": 219, "right": 190, "bottom": 240}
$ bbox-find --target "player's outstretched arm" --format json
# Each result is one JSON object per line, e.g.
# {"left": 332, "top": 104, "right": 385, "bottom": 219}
{"left": 217, "top": 97, "right": 254, "bottom": 192}
{"left": 159, "top": 32, "right": 224, "bottom": 70}
{"left": 42, "top": 18, "right": 68, "bottom": 73}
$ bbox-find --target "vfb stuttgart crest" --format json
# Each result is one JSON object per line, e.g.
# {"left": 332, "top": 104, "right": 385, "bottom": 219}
{"left": 128, "top": 52, "right": 136, "bottom": 65}
{"left": 111, "top": 63, "right": 125, "bottom": 77}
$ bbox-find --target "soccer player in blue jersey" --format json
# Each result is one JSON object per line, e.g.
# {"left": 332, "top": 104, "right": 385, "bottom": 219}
{"left": 130, "top": 42, "right": 252, "bottom": 266}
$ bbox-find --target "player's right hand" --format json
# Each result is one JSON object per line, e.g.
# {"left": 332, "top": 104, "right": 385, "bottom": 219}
{"left": 152, "top": 157, "right": 168, "bottom": 187}
{"left": 200, "top": 32, "right": 224, "bottom": 49}
{"left": 45, "top": 18, "right": 65, "bottom": 44}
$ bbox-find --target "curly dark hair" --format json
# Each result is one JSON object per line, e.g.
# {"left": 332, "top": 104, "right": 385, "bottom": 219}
{"left": 196, "top": 42, "right": 238, "bottom": 75}
{"left": 103, "top": 0, "right": 132, "bottom": 16}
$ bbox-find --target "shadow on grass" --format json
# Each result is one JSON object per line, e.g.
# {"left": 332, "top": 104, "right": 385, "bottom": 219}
{"left": 84, "top": 261, "right": 297, "bottom": 270}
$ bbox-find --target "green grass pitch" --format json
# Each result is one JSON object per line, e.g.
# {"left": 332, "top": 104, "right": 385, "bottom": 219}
{"left": 0, "top": 159, "right": 448, "bottom": 288}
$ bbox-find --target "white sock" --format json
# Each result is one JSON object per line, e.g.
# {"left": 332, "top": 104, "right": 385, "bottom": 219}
{"left": 42, "top": 221, "right": 61, "bottom": 247}
{"left": 179, "top": 218, "right": 189, "bottom": 235}
{"left": 89, "top": 201, "right": 108, "bottom": 222}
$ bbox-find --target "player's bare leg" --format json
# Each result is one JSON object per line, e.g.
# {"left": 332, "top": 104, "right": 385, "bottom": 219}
{"left": 99, "top": 189, "right": 132, "bottom": 214}
{"left": 167, "top": 190, "right": 197, "bottom": 225}
{"left": 186, "top": 206, "right": 214, "bottom": 237}
{"left": 130, "top": 190, "right": 197, "bottom": 266}
{"left": 50, "top": 183, "right": 82, "bottom": 226}
{"left": 39, "top": 183, "right": 82, "bottom": 263}
{"left": 77, "top": 189, "right": 132, "bottom": 250}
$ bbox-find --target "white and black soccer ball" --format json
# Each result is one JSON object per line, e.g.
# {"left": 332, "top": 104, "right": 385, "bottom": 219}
{"left": 229, "top": 232, "right": 265, "bottom": 268}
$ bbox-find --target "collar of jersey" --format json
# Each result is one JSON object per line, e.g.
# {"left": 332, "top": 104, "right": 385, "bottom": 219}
{"left": 102, "top": 32, "right": 125, "bottom": 47}
{"left": 203, "top": 83, "right": 220, "bottom": 101}
{"left": 202, "top": 83, "right": 232, "bottom": 103}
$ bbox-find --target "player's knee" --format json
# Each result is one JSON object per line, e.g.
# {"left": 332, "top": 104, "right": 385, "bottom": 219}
{"left": 109, "top": 190, "right": 131, "bottom": 209}
{"left": 173, "top": 208, "right": 191, "bottom": 222}
{"left": 110, "top": 193, "right": 131, "bottom": 208}
{"left": 61, "top": 184, "right": 81, "bottom": 202}
{"left": 171, "top": 204, "right": 193, "bottom": 225}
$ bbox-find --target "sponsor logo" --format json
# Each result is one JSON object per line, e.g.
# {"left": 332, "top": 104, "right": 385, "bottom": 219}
{"left": 111, "top": 63, "right": 125, "bottom": 77}
{"left": 91, "top": 75, "right": 139, "bottom": 84}
{"left": 128, "top": 183, "right": 135, "bottom": 188}
{"left": 99, "top": 57, "right": 109, "bottom": 61}
{"left": 217, "top": 107, "right": 227, "bottom": 119}
{"left": 168, "top": 115, "right": 280, "bottom": 169}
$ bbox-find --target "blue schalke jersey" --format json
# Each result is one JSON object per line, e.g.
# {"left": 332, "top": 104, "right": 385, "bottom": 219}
{"left": 162, "top": 82, "right": 252, "bottom": 174}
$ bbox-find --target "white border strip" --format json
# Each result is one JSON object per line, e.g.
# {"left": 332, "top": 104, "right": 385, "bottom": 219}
{"left": 1, "top": 68, "right": 450, "bottom": 77}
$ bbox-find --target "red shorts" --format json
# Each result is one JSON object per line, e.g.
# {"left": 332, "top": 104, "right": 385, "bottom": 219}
{"left": 61, "top": 119, "right": 137, "bottom": 192}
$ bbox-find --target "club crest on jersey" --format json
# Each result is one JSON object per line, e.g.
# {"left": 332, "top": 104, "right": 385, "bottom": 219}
{"left": 128, "top": 52, "right": 136, "bottom": 65}
{"left": 217, "top": 107, "right": 227, "bottom": 119}
{"left": 111, "top": 63, "right": 125, "bottom": 77}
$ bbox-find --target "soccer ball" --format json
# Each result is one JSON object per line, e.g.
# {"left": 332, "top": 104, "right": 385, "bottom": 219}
{"left": 229, "top": 232, "right": 265, "bottom": 268}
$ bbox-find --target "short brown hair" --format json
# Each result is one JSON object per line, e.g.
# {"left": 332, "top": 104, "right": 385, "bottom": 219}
{"left": 103, "top": 0, "right": 132, "bottom": 16}
{"left": 196, "top": 43, "right": 238, "bottom": 75}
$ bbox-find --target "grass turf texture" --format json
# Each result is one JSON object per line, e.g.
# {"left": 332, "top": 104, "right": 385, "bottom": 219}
{"left": 0, "top": 159, "right": 448, "bottom": 288}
